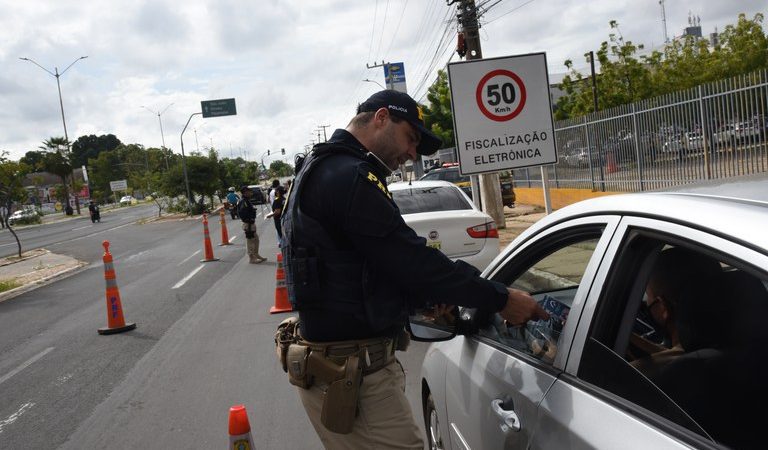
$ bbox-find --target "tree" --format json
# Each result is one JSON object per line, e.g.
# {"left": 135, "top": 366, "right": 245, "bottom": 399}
{"left": 0, "top": 154, "right": 32, "bottom": 257}
{"left": 422, "top": 70, "right": 455, "bottom": 149}
{"left": 20, "top": 151, "right": 47, "bottom": 170}
{"left": 71, "top": 134, "right": 122, "bottom": 167}
{"left": 268, "top": 160, "right": 294, "bottom": 177}
{"left": 87, "top": 150, "right": 125, "bottom": 203}
{"left": 555, "top": 14, "right": 768, "bottom": 120}
{"left": 39, "top": 148, "right": 73, "bottom": 212}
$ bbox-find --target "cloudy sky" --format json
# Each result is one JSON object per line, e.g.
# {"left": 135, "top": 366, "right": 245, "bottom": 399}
{"left": 1, "top": 0, "right": 764, "bottom": 164}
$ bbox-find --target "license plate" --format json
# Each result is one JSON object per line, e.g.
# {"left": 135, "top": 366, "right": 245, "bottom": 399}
{"left": 427, "top": 241, "right": 441, "bottom": 250}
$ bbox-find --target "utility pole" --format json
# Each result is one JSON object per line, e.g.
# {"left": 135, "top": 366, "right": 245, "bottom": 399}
{"left": 366, "top": 60, "right": 390, "bottom": 89}
{"left": 318, "top": 124, "right": 330, "bottom": 142}
{"left": 456, "top": 0, "right": 505, "bottom": 228}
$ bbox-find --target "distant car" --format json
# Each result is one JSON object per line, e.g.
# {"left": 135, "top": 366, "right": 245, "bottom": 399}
{"left": 8, "top": 207, "right": 40, "bottom": 225}
{"left": 119, "top": 195, "right": 135, "bottom": 206}
{"left": 246, "top": 185, "right": 267, "bottom": 205}
{"left": 419, "top": 164, "right": 515, "bottom": 207}
{"left": 389, "top": 180, "right": 499, "bottom": 271}
{"left": 411, "top": 190, "right": 768, "bottom": 450}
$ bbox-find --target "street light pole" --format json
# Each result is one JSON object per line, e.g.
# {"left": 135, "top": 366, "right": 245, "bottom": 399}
{"left": 362, "top": 78, "right": 385, "bottom": 90}
{"left": 180, "top": 112, "right": 201, "bottom": 209}
{"left": 141, "top": 103, "right": 173, "bottom": 170}
{"left": 20, "top": 55, "right": 88, "bottom": 215}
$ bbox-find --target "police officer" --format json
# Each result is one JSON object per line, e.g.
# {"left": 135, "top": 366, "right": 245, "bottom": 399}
{"left": 280, "top": 90, "right": 548, "bottom": 449}
{"left": 226, "top": 186, "right": 240, "bottom": 219}
{"left": 237, "top": 185, "right": 266, "bottom": 264}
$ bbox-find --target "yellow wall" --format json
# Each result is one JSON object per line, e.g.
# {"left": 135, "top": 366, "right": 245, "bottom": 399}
{"left": 514, "top": 187, "right": 621, "bottom": 210}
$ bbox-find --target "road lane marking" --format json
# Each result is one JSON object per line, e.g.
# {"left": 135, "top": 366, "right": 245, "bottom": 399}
{"left": 72, "top": 225, "right": 93, "bottom": 231}
{"left": 172, "top": 265, "right": 204, "bottom": 289}
{"left": 177, "top": 250, "right": 202, "bottom": 266}
{"left": 48, "top": 222, "right": 133, "bottom": 247}
{"left": 0, "top": 347, "right": 54, "bottom": 386}
{"left": 0, "top": 402, "right": 35, "bottom": 434}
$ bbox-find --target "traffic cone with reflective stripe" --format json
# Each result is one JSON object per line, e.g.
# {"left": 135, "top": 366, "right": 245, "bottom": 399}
{"left": 98, "top": 241, "right": 136, "bottom": 335}
{"left": 201, "top": 214, "right": 219, "bottom": 262}
{"left": 270, "top": 252, "right": 292, "bottom": 314}
{"left": 219, "top": 210, "right": 232, "bottom": 246}
{"left": 228, "top": 404, "right": 254, "bottom": 450}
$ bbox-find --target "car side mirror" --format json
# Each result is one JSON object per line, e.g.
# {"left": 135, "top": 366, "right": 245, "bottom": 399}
{"left": 406, "top": 305, "right": 463, "bottom": 341}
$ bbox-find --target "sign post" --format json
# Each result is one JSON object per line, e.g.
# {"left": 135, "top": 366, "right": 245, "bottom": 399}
{"left": 447, "top": 52, "right": 557, "bottom": 212}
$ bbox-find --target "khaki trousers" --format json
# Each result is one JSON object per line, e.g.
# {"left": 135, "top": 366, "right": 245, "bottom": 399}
{"left": 298, "top": 360, "right": 423, "bottom": 450}
{"left": 242, "top": 223, "right": 260, "bottom": 259}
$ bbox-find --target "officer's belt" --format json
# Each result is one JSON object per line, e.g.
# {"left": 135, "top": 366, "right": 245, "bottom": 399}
{"left": 301, "top": 337, "right": 394, "bottom": 376}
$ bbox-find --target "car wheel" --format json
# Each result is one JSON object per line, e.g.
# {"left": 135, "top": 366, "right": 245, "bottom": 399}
{"left": 423, "top": 392, "right": 445, "bottom": 450}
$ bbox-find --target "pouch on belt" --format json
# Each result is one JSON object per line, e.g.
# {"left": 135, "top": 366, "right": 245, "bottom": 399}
{"left": 287, "top": 344, "right": 311, "bottom": 389}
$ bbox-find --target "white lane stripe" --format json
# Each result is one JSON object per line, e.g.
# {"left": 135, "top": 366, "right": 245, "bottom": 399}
{"left": 72, "top": 225, "right": 93, "bottom": 231}
{"left": 49, "top": 222, "right": 133, "bottom": 246}
{"left": 229, "top": 236, "right": 237, "bottom": 243}
{"left": 172, "top": 265, "right": 204, "bottom": 289}
{"left": 177, "top": 250, "right": 202, "bottom": 266}
{"left": 0, "top": 347, "right": 55, "bottom": 386}
{"left": 0, "top": 402, "right": 35, "bottom": 434}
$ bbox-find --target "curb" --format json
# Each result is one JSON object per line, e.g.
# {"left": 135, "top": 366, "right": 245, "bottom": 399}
{"left": 0, "top": 262, "right": 90, "bottom": 304}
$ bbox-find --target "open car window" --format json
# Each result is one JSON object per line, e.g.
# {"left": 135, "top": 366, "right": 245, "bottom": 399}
{"left": 478, "top": 228, "right": 604, "bottom": 365}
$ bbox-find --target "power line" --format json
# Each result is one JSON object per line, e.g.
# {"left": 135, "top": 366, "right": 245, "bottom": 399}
{"left": 366, "top": 0, "right": 380, "bottom": 64}
{"left": 484, "top": 0, "right": 538, "bottom": 25}
{"left": 373, "top": 0, "right": 391, "bottom": 62}
{"left": 383, "top": 0, "right": 410, "bottom": 61}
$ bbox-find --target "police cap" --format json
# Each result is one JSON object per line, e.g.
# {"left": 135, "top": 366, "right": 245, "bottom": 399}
{"left": 357, "top": 90, "right": 442, "bottom": 156}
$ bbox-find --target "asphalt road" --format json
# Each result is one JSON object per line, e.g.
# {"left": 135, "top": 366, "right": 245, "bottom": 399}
{"left": 0, "top": 205, "right": 430, "bottom": 449}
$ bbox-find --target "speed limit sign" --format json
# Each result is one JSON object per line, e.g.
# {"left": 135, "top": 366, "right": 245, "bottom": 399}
{"left": 448, "top": 52, "right": 557, "bottom": 175}
{"left": 475, "top": 69, "right": 527, "bottom": 121}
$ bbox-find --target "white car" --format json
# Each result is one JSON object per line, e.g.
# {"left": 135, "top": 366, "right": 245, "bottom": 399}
{"left": 7, "top": 208, "right": 39, "bottom": 225}
{"left": 411, "top": 189, "right": 768, "bottom": 450}
{"left": 389, "top": 180, "right": 499, "bottom": 271}
{"left": 119, "top": 195, "right": 135, "bottom": 206}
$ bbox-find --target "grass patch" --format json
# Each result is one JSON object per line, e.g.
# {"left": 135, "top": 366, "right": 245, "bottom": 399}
{"left": 0, "top": 279, "right": 21, "bottom": 293}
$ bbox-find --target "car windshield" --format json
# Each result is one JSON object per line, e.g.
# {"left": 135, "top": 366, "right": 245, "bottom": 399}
{"left": 392, "top": 186, "right": 472, "bottom": 214}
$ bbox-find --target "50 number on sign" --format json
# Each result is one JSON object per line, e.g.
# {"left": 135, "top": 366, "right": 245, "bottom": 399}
{"left": 475, "top": 69, "right": 527, "bottom": 122}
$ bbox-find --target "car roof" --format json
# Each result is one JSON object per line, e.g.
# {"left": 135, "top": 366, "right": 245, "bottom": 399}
{"left": 388, "top": 180, "right": 460, "bottom": 191}
{"left": 526, "top": 192, "right": 768, "bottom": 252}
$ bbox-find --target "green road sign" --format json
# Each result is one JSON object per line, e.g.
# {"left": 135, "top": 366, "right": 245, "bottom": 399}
{"left": 201, "top": 98, "right": 237, "bottom": 118}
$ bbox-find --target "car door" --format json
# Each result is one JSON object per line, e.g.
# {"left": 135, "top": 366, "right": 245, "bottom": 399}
{"left": 442, "top": 216, "right": 620, "bottom": 449}
{"left": 532, "top": 216, "right": 768, "bottom": 449}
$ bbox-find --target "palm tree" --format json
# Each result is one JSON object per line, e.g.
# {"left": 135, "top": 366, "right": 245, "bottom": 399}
{"left": 39, "top": 137, "right": 74, "bottom": 214}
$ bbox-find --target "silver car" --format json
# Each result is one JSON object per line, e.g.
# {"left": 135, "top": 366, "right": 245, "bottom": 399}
{"left": 411, "top": 191, "right": 768, "bottom": 449}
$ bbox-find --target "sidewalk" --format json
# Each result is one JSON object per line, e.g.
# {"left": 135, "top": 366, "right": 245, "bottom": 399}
{"left": 0, "top": 248, "right": 87, "bottom": 303}
{"left": 499, "top": 204, "right": 547, "bottom": 248}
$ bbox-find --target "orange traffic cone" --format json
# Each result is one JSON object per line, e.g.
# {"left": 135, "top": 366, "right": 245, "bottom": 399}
{"left": 98, "top": 241, "right": 137, "bottom": 335}
{"left": 219, "top": 210, "right": 232, "bottom": 246}
{"left": 201, "top": 214, "right": 219, "bottom": 262}
{"left": 228, "top": 404, "right": 254, "bottom": 450}
{"left": 270, "top": 252, "right": 292, "bottom": 314}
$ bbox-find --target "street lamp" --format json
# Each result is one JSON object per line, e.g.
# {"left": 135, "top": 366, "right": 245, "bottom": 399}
{"left": 141, "top": 103, "right": 173, "bottom": 170}
{"left": 20, "top": 55, "right": 88, "bottom": 215}
{"left": 363, "top": 78, "right": 385, "bottom": 90}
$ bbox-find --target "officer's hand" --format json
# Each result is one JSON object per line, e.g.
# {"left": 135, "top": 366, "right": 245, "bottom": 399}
{"left": 499, "top": 288, "right": 549, "bottom": 327}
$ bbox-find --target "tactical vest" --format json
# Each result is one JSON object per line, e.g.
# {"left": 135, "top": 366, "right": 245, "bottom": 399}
{"left": 281, "top": 142, "right": 406, "bottom": 333}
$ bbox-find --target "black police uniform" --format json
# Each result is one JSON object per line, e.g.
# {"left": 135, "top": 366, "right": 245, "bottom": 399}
{"left": 282, "top": 129, "right": 508, "bottom": 342}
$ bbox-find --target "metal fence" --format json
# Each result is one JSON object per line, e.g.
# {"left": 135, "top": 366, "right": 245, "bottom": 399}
{"left": 512, "top": 69, "right": 768, "bottom": 192}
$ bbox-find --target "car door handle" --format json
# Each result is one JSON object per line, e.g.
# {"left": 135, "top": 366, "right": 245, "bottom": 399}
{"left": 491, "top": 399, "right": 521, "bottom": 432}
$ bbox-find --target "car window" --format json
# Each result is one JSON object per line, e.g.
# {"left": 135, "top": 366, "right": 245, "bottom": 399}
{"left": 478, "top": 230, "right": 603, "bottom": 365}
{"left": 391, "top": 186, "right": 472, "bottom": 215}
{"left": 419, "top": 172, "right": 440, "bottom": 181}
{"left": 578, "top": 234, "right": 768, "bottom": 448}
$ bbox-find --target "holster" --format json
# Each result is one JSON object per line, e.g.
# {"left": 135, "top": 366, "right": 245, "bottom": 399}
{"left": 315, "top": 353, "right": 362, "bottom": 434}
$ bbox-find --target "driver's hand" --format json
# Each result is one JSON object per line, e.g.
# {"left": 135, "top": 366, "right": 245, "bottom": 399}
{"left": 500, "top": 288, "right": 549, "bottom": 326}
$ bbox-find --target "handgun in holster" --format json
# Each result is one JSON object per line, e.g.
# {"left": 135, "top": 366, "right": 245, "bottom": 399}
{"left": 308, "top": 351, "right": 362, "bottom": 435}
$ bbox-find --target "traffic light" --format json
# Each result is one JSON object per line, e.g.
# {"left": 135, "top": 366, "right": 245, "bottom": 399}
{"left": 281, "top": 148, "right": 285, "bottom": 155}
{"left": 267, "top": 149, "right": 270, "bottom": 155}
